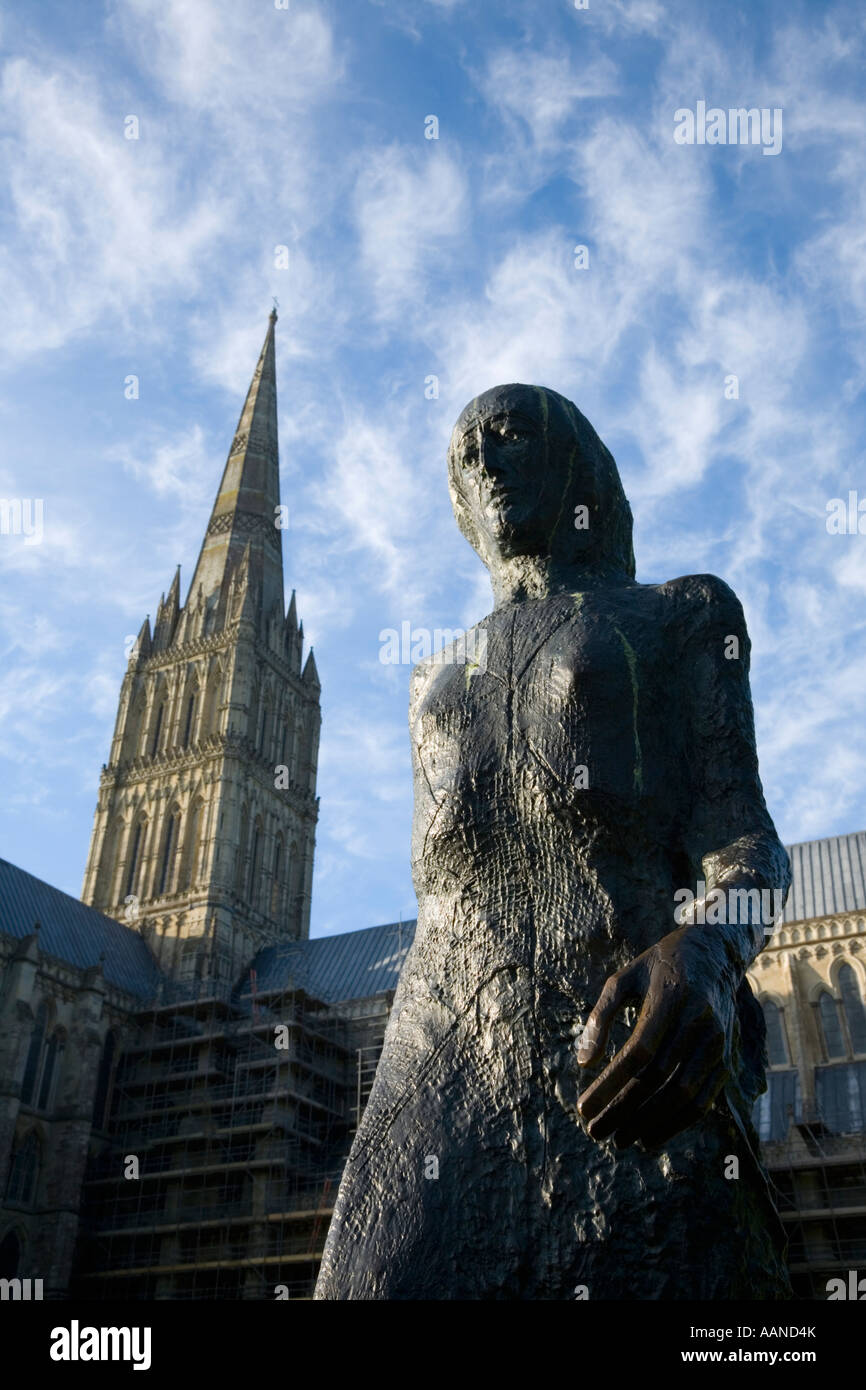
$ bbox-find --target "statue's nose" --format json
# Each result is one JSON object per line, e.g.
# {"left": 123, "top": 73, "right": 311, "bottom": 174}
{"left": 478, "top": 430, "right": 507, "bottom": 478}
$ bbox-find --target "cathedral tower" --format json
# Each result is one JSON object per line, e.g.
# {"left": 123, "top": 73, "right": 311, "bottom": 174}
{"left": 82, "top": 310, "right": 321, "bottom": 981}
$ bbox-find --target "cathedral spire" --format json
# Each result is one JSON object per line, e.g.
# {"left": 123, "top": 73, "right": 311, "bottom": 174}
{"left": 186, "top": 309, "right": 284, "bottom": 625}
{"left": 82, "top": 307, "right": 321, "bottom": 956}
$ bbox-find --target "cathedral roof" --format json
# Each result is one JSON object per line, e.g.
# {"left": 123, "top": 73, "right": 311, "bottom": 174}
{"left": 250, "top": 919, "right": 416, "bottom": 1004}
{"left": 781, "top": 830, "right": 866, "bottom": 925}
{"left": 0, "top": 858, "right": 161, "bottom": 999}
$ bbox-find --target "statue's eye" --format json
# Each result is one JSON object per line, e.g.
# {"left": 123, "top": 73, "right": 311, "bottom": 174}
{"left": 501, "top": 427, "right": 526, "bottom": 442}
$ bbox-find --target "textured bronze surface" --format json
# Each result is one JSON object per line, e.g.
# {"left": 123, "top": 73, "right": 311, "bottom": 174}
{"left": 316, "top": 385, "right": 792, "bottom": 1300}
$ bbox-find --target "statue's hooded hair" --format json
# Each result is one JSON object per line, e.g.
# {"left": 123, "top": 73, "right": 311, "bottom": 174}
{"left": 447, "top": 384, "right": 635, "bottom": 580}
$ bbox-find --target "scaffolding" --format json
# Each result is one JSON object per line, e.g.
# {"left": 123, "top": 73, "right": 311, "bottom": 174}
{"left": 71, "top": 971, "right": 390, "bottom": 1300}
{"left": 762, "top": 1107, "right": 866, "bottom": 1299}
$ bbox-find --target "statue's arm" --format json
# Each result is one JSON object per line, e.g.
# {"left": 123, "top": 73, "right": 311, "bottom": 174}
{"left": 575, "top": 575, "right": 789, "bottom": 1148}
{"left": 675, "top": 573, "right": 791, "bottom": 973}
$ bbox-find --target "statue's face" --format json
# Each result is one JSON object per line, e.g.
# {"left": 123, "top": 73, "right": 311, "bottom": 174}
{"left": 450, "top": 387, "right": 590, "bottom": 561}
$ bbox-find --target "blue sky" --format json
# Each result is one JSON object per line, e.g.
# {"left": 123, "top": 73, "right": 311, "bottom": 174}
{"left": 1, "top": 0, "right": 865, "bottom": 938}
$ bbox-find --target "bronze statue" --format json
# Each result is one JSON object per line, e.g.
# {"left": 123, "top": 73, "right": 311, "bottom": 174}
{"left": 315, "top": 384, "right": 791, "bottom": 1300}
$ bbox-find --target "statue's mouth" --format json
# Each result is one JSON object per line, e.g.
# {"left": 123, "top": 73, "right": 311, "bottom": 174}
{"left": 487, "top": 481, "right": 520, "bottom": 503}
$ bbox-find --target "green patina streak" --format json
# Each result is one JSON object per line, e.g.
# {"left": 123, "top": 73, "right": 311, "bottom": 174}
{"left": 571, "top": 591, "right": 584, "bottom": 612}
{"left": 614, "top": 625, "right": 643, "bottom": 795}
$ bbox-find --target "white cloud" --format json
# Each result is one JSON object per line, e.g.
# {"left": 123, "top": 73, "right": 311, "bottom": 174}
{"left": 353, "top": 144, "right": 468, "bottom": 322}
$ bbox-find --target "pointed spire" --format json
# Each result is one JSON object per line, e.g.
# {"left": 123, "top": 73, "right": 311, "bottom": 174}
{"left": 302, "top": 648, "right": 320, "bottom": 690}
{"left": 186, "top": 310, "right": 284, "bottom": 626}
{"left": 132, "top": 615, "right": 152, "bottom": 663}
{"left": 285, "top": 589, "right": 298, "bottom": 629}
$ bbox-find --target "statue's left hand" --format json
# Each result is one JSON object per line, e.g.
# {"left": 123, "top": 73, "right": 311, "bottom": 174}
{"left": 576, "top": 925, "right": 738, "bottom": 1149}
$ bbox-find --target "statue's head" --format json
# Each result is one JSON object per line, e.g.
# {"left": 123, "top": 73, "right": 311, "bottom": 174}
{"left": 447, "top": 384, "right": 635, "bottom": 580}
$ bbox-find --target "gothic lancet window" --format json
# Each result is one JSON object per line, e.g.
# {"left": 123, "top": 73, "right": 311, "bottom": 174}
{"left": 158, "top": 811, "right": 181, "bottom": 896}
{"left": 20, "top": 1002, "right": 47, "bottom": 1106}
{"left": 92, "top": 1031, "right": 117, "bottom": 1131}
{"left": 37, "top": 1030, "right": 64, "bottom": 1111}
{"left": 248, "top": 819, "right": 264, "bottom": 907}
{"left": 761, "top": 1000, "right": 789, "bottom": 1067}
{"left": 125, "top": 818, "right": 146, "bottom": 898}
{"left": 150, "top": 702, "right": 165, "bottom": 757}
{"left": 182, "top": 689, "right": 198, "bottom": 748}
{"left": 819, "top": 990, "right": 846, "bottom": 1060}
{"left": 270, "top": 836, "right": 283, "bottom": 917}
{"left": 181, "top": 799, "right": 203, "bottom": 890}
{"left": 839, "top": 964, "right": 866, "bottom": 1055}
{"left": 5, "top": 1132, "right": 40, "bottom": 1207}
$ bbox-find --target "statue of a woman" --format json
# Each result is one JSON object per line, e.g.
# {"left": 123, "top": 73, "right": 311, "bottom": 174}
{"left": 315, "top": 385, "right": 791, "bottom": 1300}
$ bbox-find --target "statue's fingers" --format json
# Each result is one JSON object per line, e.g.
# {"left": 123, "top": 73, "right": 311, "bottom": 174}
{"left": 623, "top": 1057, "right": 725, "bottom": 1151}
{"left": 577, "top": 995, "right": 672, "bottom": 1122}
{"left": 576, "top": 966, "right": 642, "bottom": 1067}
{"left": 579, "top": 1022, "right": 691, "bottom": 1140}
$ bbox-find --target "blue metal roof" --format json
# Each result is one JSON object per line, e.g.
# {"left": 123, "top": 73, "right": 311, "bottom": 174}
{"left": 782, "top": 831, "right": 866, "bottom": 925}
{"left": 0, "top": 858, "right": 161, "bottom": 999}
{"left": 251, "top": 920, "right": 416, "bottom": 1004}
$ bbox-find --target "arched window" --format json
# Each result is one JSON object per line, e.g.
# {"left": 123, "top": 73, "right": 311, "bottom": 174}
{"left": 92, "top": 1031, "right": 118, "bottom": 1130}
{"left": 248, "top": 685, "right": 260, "bottom": 744}
{"left": 270, "top": 836, "right": 284, "bottom": 918}
{"left": 158, "top": 810, "right": 181, "bottom": 896}
{"left": 20, "top": 1002, "right": 47, "bottom": 1106}
{"left": 259, "top": 705, "right": 271, "bottom": 759}
{"left": 202, "top": 663, "right": 223, "bottom": 738}
{"left": 5, "top": 1132, "right": 40, "bottom": 1206}
{"left": 286, "top": 840, "right": 298, "bottom": 916}
{"left": 235, "top": 805, "right": 250, "bottom": 893}
{"left": 37, "top": 1030, "right": 65, "bottom": 1111}
{"left": 0, "top": 1230, "right": 21, "bottom": 1278}
{"left": 127, "top": 692, "right": 146, "bottom": 757}
{"left": 839, "top": 964, "right": 866, "bottom": 1055}
{"left": 181, "top": 799, "right": 203, "bottom": 890}
{"left": 125, "top": 818, "right": 147, "bottom": 898}
{"left": 819, "top": 991, "right": 845, "bottom": 1059}
{"left": 762, "top": 1001, "right": 788, "bottom": 1066}
{"left": 248, "top": 819, "right": 263, "bottom": 907}
{"left": 182, "top": 688, "right": 198, "bottom": 747}
{"left": 150, "top": 702, "right": 165, "bottom": 757}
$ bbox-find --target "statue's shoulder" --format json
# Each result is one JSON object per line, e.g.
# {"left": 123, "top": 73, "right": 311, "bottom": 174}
{"left": 655, "top": 572, "right": 745, "bottom": 622}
